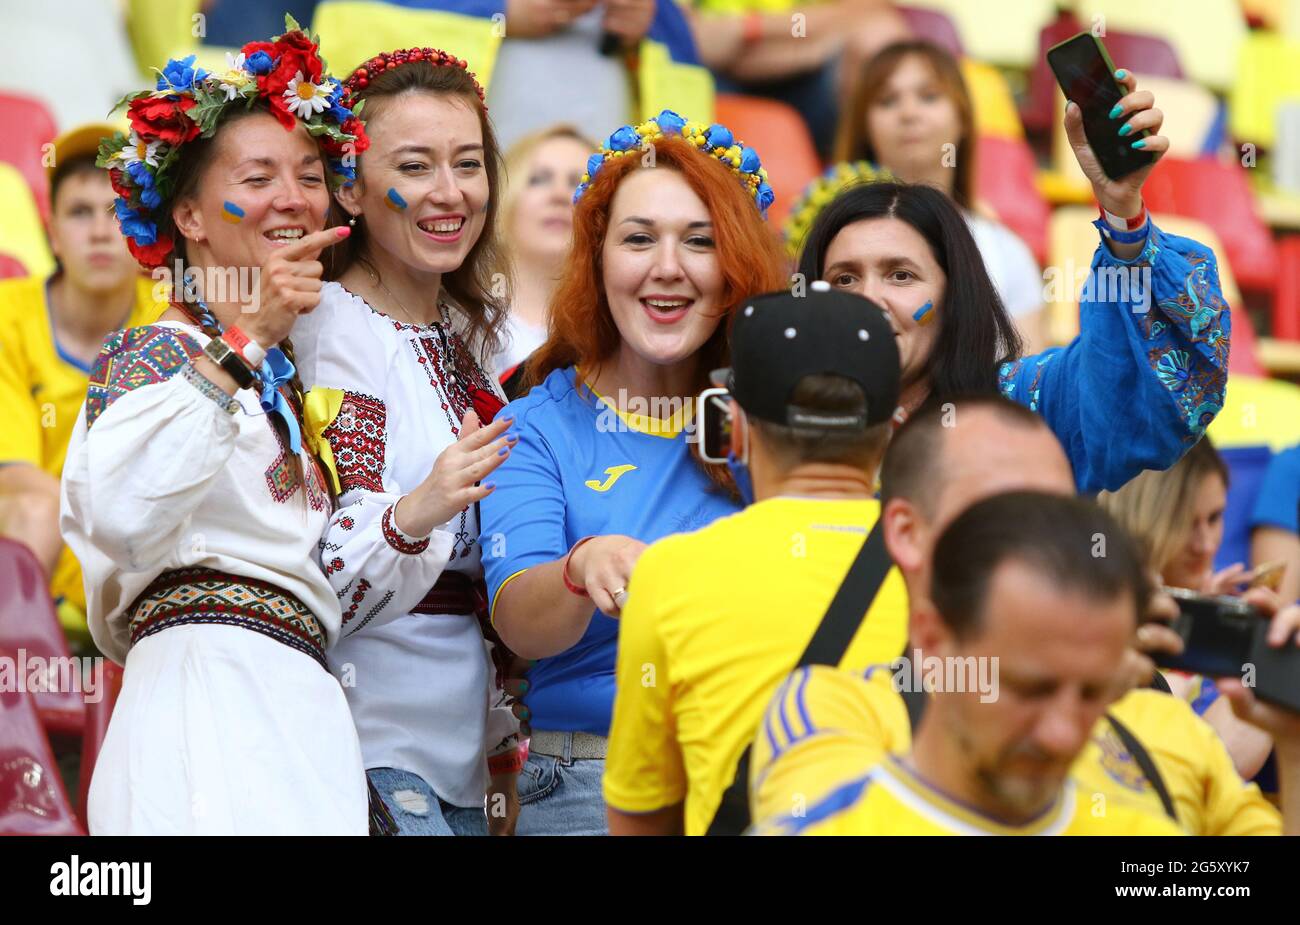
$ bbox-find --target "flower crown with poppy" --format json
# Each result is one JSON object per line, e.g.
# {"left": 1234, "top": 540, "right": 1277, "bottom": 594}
{"left": 574, "top": 110, "right": 775, "bottom": 219}
{"left": 96, "top": 15, "right": 370, "bottom": 269}
{"left": 782, "top": 160, "right": 892, "bottom": 258}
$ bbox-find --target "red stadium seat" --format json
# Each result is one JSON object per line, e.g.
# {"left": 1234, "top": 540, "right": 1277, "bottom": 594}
{"left": 896, "top": 6, "right": 965, "bottom": 58}
{"left": 0, "top": 92, "right": 58, "bottom": 223}
{"left": 1141, "top": 157, "right": 1279, "bottom": 295}
{"left": 1023, "top": 12, "right": 1185, "bottom": 134}
{"left": 975, "top": 135, "right": 1049, "bottom": 265}
{"left": 0, "top": 253, "right": 28, "bottom": 280}
{"left": 0, "top": 539, "right": 85, "bottom": 737}
{"left": 714, "top": 94, "right": 822, "bottom": 228}
{"left": 0, "top": 658, "right": 84, "bottom": 835}
{"left": 1275, "top": 236, "right": 1300, "bottom": 343}
{"left": 76, "top": 660, "right": 123, "bottom": 831}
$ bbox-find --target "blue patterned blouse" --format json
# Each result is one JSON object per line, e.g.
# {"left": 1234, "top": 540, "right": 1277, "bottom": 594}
{"left": 998, "top": 223, "right": 1230, "bottom": 493}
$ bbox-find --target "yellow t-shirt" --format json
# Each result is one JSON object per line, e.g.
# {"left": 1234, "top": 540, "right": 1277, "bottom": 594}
{"left": 752, "top": 755, "right": 1183, "bottom": 836}
{"left": 0, "top": 274, "right": 162, "bottom": 613}
{"left": 750, "top": 665, "right": 1281, "bottom": 836}
{"left": 603, "top": 496, "right": 909, "bottom": 836}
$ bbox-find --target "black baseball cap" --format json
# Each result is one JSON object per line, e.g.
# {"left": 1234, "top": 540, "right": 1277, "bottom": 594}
{"left": 712, "top": 283, "right": 900, "bottom": 431}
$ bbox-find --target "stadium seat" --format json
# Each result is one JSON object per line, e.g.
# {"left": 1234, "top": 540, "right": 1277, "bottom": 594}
{"left": 0, "top": 539, "right": 86, "bottom": 738}
{"left": 896, "top": 5, "right": 964, "bottom": 58}
{"left": 0, "top": 253, "right": 28, "bottom": 280}
{"left": 1141, "top": 157, "right": 1280, "bottom": 294}
{"left": 0, "top": 92, "right": 57, "bottom": 222}
{"left": 974, "top": 135, "right": 1049, "bottom": 265}
{"left": 1275, "top": 236, "right": 1300, "bottom": 341}
{"left": 906, "top": 0, "right": 1058, "bottom": 67}
{"left": 1229, "top": 31, "right": 1300, "bottom": 151}
{"left": 1072, "top": 0, "right": 1247, "bottom": 92}
{"left": 0, "top": 661, "right": 84, "bottom": 835}
{"left": 1239, "top": 0, "right": 1286, "bottom": 29}
{"left": 962, "top": 59, "right": 1023, "bottom": 141}
{"left": 1024, "top": 13, "right": 1186, "bottom": 135}
{"left": 714, "top": 94, "right": 821, "bottom": 228}
{"left": 76, "top": 660, "right": 123, "bottom": 831}
{"left": 0, "top": 164, "right": 54, "bottom": 281}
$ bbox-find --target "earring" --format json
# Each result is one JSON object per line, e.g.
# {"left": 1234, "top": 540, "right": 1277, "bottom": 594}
{"left": 348, "top": 215, "right": 357, "bottom": 226}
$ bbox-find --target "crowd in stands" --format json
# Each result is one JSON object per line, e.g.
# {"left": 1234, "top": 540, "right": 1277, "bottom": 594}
{"left": 2, "top": 0, "right": 1300, "bottom": 838}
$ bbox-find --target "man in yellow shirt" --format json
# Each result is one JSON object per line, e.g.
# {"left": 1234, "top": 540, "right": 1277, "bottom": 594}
{"left": 604, "top": 285, "right": 905, "bottom": 835}
{"left": 751, "top": 397, "right": 1293, "bottom": 835}
{"left": 0, "top": 124, "right": 161, "bottom": 639}
{"left": 755, "top": 490, "right": 1182, "bottom": 835}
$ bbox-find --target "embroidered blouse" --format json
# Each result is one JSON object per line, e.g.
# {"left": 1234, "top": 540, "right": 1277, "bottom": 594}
{"left": 997, "top": 223, "right": 1230, "bottom": 493}
{"left": 292, "top": 282, "right": 522, "bottom": 807}
{"left": 60, "top": 322, "right": 337, "bottom": 665}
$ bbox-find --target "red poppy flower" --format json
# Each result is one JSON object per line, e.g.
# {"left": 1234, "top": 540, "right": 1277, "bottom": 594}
{"left": 108, "top": 168, "right": 131, "bottom": 199}
{"left": 127, "top": 235, "right": 174, "bottom": 269}
{"left": 128, "top": 96, "right": 200, "bottom": 147}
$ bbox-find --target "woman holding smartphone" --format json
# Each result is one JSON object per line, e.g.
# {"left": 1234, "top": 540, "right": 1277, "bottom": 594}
{"left": 799, "top": 70, "right": 1229, "bottom": 494}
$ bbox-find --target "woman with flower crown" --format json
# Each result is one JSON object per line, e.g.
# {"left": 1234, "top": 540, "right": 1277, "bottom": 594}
{"left": 60, "top": 19, "right": 371, "bottom": 834}
{"left": 289, "top": 48, "right": 525, "bottom": 836}
{"left": 479, "top": 111, "right": 786, "bottom": 835}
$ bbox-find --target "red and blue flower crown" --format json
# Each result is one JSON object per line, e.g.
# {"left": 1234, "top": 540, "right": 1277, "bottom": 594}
{"left": 96, "top": 15, "right": 370, "bottom": 268}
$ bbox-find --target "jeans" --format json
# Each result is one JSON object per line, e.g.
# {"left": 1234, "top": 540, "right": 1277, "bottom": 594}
{"left": 515, "top": 746, "right": 608, "bottom": 836}
{"left": 368, "top": 767, "right": 487, "bottom": 836}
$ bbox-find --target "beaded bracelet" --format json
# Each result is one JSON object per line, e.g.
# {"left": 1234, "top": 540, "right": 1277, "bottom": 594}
{"left": 180, "top": 362, "right": 240, "bottom": 415}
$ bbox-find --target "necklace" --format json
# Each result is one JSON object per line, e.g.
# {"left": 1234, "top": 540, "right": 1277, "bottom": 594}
{"left": 366, "top": 266, "right": 448, "bottom": 329}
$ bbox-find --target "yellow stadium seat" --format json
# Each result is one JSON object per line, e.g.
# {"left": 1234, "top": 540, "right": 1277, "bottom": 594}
{"left": 1073, "top": 0, "right": 1247, "bottom": 92}
{"left": 125, "top": 0, "right": 245, "bottom": 80}
{"left": 1239, "top": 0, "right": 1286, "bottom": 29}
{"left": 961, "top": 59, "right": 1023, "bottom": 140}
{"left": 1045, "top": 206, "right": 1241, "bottom": 346}
{"left": 0, "top": 164, "right": 53, "bottom": 280}
{"left": 1209, "top": 373, "right": 1300, "bottom": 451}
{"left": 907, "top": 0, "right": 1058, "bottom": 67}
{"left": 1229, "top": 31, "right": 1300, "bottom": 149}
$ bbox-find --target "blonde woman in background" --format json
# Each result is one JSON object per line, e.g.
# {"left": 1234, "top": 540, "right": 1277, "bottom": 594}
{"left": 496, "top": 125, "right": 596, "bottom": 380}
{"left": 1099, "top": 437, "right": 1275, "bottom": 780}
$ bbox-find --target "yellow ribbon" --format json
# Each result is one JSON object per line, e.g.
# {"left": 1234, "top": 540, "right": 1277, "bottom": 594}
{"left": 303, "top": 386, "right": 344, "bottom": 495}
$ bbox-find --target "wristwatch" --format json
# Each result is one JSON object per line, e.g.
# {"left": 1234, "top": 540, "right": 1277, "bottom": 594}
{"left": 221, "top": 325, "right": 267, "bottom": 369}
{"left": 203, "top": 336, "right": 256, "bottom": 390}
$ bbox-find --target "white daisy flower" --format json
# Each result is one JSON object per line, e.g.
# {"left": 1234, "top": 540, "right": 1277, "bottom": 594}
{"left": 215, "top": 51, "right": 251, "bottom": 100}
{"left": 284, "top": 71, "right": 330, "bottom": 119}
{"left": 118, "top": 131, "right": 163, "bottom": 167}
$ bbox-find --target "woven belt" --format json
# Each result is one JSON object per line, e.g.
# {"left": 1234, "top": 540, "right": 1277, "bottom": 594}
{"left": 128, "top": 567, "right": 327, "bottom": 670}
{"left": 528, "top": 730, "right": 608, "bottom": 761}
{"left": 411, "top": 571, "right": 488, "bottom": 617}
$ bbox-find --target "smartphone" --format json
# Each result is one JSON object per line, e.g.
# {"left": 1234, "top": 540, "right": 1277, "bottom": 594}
{"left": 698, "top": 387, "right": 733, "bottom": 464}
{"left": 1154, "top": 588, "right": 1300, "bottom": 713}
{"left": 1046, "top": 32, "right": 1156, "bottom": 180}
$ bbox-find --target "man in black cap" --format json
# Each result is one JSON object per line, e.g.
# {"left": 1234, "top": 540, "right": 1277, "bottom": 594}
{"left": 603, "top": 283, "right": 907, "bottom": 836}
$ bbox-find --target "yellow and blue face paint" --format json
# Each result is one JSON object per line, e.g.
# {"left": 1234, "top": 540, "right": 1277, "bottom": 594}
{"left": 221, "top": 201, "right": 245, "bottom": 224}
{"left": 384, "top": 188, "right": 408, "bottom": 212}
{"left": 912, "top": 301, "right": 935, "bottom": 327}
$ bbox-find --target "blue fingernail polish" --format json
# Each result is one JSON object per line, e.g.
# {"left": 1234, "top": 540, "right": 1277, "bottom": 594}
{"left": 520, "top": 707, "right": 530, "bottom": 720}
{"left": 502, "top": 415, "right": 516, "bottom": 424}
{"left": 485, "top": 480, "right": 497, "bottom": 489}
{"left": 498, "top": 446, "right": 509, "bottom": 456}
{"left": 1131, "top": 138, "right": 1147, "bottom": 149}
{"left": 1118, "top": 123, "right": 1133, "bottom": 137}
{"left": 1109, "top": 103, "right": 1123, "bottom": 120}
{"left": 507, "top": 432, "right": 519, "bottom": 442}
{"left": 520, "top": 680, "right": 530, "bottom": 693}
{"left": 1115, "top": 69, "right": 1126, "bottom": 79}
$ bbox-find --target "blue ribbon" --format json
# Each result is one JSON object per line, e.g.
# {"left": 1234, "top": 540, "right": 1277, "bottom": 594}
{"left": 259, "top": 348, "right": 301, "bottom": 453}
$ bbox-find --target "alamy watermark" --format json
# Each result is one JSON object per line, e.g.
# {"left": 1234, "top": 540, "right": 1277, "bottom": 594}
{"left": 0, "top": 649, "right": 105, "bottom": 704}
{"left": 1043, "top": 260, "right": 1153, "bottom": 314}
{"left": 151, "top": 260, "right": 262, "bottom": 314}
{"left": 890, "top": 649, "right": 1000, "bottom": 703}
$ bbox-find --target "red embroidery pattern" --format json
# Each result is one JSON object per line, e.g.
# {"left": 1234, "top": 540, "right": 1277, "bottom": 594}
{"left": 381, "top": 504, "right": 430, "bottom": 555}
{"left": 340, "top": 578, "right": 372, "bottom": 627}
{"left": 326, "top": 557, "right": 345, "bottom": 576}
{"left": 323, "top": 391, "right": 386, "bottom": 493}
{"left": 265, "top": 449, "right": 297, "bottom": 503}
{"left": 339, "top": 515, "right": 355, "bottom": 531}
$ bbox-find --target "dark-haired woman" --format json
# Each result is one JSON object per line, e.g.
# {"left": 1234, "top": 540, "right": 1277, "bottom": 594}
{"left": 800, "top": 72, "right": 1229, "bottom": 493}
{"left": 61, "top": 28, "right": 369, "bottom": 834}
{"left": 291, "top": 49, "right": 524, "bottom": 836}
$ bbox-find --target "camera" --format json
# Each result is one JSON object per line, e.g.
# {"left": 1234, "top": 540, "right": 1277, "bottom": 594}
{"left": 1154, "top": 588, "right": 1300, "bottom": 713}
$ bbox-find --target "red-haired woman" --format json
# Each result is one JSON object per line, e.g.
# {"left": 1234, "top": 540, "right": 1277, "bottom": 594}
{"left": 481, "top": 112, "right": 786, "bottom": 835}
{"left": 291, "top": 49, "right": 523, "bottom": 836}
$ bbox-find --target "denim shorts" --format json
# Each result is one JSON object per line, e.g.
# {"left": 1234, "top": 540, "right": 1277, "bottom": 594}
{"left": 515, "top": 748, "right": 608, "bottom": 836}
{"left": 368, "top": 767, "right": 487, "bottom": 836}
